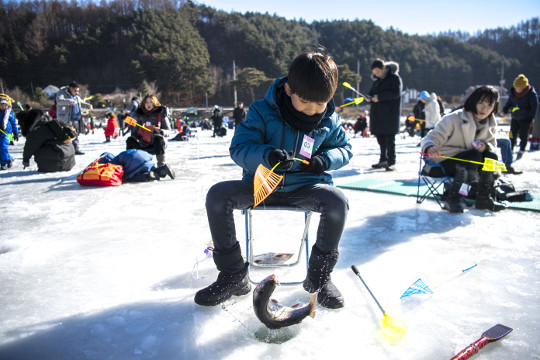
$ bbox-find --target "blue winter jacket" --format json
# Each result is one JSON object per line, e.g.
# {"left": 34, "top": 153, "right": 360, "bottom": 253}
{"left": 100, "top": 149, "right": 154, "bottom": 182}
{"left": 230, "top": 76, "right": 353, "bottom": 192}
{"left": 1, "top": 108, "right": 18, "bottom": 138}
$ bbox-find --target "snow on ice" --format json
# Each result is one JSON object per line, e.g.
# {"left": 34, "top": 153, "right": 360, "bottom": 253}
{"left": 1, "top": 127, "right": 539, "bottom": 359}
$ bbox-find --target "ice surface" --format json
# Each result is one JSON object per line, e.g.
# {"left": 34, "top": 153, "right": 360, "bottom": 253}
{"left": 1, "top": 128, "right": 539, "bottom": 359}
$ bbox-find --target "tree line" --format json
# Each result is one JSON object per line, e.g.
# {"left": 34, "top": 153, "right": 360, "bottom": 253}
{"left": 1, "top": 0, "right": 538, "bottom": 107}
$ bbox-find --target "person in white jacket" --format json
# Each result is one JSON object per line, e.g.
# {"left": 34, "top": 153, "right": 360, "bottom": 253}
{"left": 424, "top": 92, "right": 441, "bottom": 129}
{"left": 421, "top": 85, "right": 505, "bottom": 213}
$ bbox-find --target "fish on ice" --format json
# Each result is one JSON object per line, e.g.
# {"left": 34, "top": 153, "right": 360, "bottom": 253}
{"left": 253, "top": 274, "right": 317, "bottom": 329}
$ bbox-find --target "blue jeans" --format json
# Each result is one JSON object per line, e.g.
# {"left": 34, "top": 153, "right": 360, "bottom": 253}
{"left": 497, "top": 138, "right": 513, "bottom": 167}
{"left": 205, "top": 180, "right": 349, "bottom": 254}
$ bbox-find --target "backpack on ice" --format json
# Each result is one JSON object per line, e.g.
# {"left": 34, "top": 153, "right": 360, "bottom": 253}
{"left": 77, "top": 160, "right": 123, "bottom": 186}
{"left": 46, "top": 119, "right": 78, "bottom": 143}
{"left": 217, "top": 127, "right": 227, "bottom": 137}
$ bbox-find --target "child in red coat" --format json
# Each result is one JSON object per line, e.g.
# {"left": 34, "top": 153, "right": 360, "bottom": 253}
{"left": 104, "top": 112, "right": 119, "bottom": 143}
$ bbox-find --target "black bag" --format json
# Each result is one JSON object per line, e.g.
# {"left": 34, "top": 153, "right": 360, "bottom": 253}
{"left": 47, "top": 119, "right": 78, "bottom": 143}
{"left": 217, "top": 127, "right": 227, "bottom": 137}
{"left": 493, "top": 178, "right": 531, "bottom": 202}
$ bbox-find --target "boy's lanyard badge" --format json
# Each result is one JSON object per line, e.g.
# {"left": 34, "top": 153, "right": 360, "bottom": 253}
{"left": 299, "top": 134, "right": 315, "bottom": 158}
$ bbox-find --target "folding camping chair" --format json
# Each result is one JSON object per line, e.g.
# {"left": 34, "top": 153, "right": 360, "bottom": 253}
{"left": 244, "top": 206, "right": 313, "bottom": 285}
{"left": 416, "top": 154, "right": 453, "bottom": 209}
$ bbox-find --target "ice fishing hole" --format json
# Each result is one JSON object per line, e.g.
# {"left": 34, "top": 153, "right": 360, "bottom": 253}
{"left": 254, "top": 326, "right": 299, "bottom": 343}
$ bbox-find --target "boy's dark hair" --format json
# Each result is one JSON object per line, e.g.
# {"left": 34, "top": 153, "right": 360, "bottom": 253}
{"left": 287, "top": 49, "right": 338, "bottom": 103}
{"left": 69, "top": 81, "right": 79, "bottom": 88}
{"left": 371, "top": 59, "right": 385, "bottom": 70}
{"left": 463, "top": 85, "right": 500, "bottom": 115}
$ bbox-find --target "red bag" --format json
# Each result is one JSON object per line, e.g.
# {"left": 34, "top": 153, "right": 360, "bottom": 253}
{"left": 77, "top": 161, "right": 123, "bottom": 186}
{"left": 137, "top": 126, "right": 153, "bottom": 143}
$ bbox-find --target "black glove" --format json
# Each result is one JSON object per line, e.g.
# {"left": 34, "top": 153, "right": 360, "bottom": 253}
{"left": 301, "top": 155, "right": 326, "bottom": 175}
{"left": 268, "top": 148, "right": 294, "bottom": 170}
{"left": 13, "top": 133, "right": 19, "bottom": 141}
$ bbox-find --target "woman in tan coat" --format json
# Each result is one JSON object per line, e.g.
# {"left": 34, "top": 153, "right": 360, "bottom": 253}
{"left": 421, "top": 86, "right": 505, "bottom": 213}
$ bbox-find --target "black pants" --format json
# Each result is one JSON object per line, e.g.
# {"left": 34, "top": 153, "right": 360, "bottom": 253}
{"left": 510, "top": 118, "right": 533, "bottom": 151}
{"left": 205, "top": 180, "right": 349, "bottom": 254}
{"left": 126, "top": 134, "right": 166, "bottom": 155}
{"left": 375, "top": 134, "right": 396, "bottom": 165}
{"left": 427, "top": 149, "right": 498, "bottom": 177}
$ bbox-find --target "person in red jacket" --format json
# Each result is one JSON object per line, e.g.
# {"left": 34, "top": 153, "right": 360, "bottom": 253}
{"left": 104, "top": 112, "right": 119, "bottom": 143}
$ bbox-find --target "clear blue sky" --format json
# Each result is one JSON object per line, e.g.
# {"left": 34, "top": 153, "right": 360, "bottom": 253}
{"left": 200, "top": 0, "right": 539, "bottom": 35}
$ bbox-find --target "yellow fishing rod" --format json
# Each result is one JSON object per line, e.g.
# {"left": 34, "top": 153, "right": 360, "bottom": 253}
{"left": 420, "top": 152, "right": 506, "bottom": 172}
{"left": 124, "top": 115, "right": 151, "bottom": 132}
{"left": 337, "top": 97, "right": 364, "bottom": 109}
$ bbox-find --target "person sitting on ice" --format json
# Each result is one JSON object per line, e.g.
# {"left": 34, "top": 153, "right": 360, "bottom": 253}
{"left": 126, "top": 94, "right": 171, "bottom": 166}
{"left": 103, "top": 112, "right": 119, "bottom": 143}
{"left": 194, "top": 48, "right": 352, "bottom": 309}
{"left": 18, "top": 108, "right": 77, "bottom": 172}
{"left": 98, "top": 149, "right": 175, "bottom": 182}
{"left": 421, "top": 85, "right": 506, "bottom": 213}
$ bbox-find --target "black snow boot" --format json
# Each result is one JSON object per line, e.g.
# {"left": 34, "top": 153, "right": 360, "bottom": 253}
{"left": 155, "top": 164, "right": 175, "bottom": 180}
{"left": 444, "top": 165, "right": 467, "bottom": 213}
{"left": 145, "top": 169, "right": 160, "bottom": 181}
{"left": 475, "top": 171, "right": 506, "bottom": 212}
{"left": 194, "top": 242, "right": 251, "bottom": 306}
{"left": 303, "top": 244, "right": 344, "bottom": 309}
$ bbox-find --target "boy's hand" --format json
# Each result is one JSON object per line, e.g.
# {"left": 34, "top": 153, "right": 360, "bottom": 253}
{"left": 268, "top": 148, "right": 294, "bottom": 170}
{"left": 301, "top": 155, "right": 326, "bottom": 175}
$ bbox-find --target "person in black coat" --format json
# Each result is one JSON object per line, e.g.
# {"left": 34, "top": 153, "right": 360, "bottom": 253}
{"left": 366, "top": 59, "right": 403, "bottom": 171}
{"left": 502, "top": 74, "right": 538, "bottom": 160}
{"left": 211, "top": 105, "right": 224, "bottom": 137}
{"left": 232, "top": 102, "right": 246, "bottom": 130}
{"left": 18, "top": 109, "right": 76, "bottom": 172}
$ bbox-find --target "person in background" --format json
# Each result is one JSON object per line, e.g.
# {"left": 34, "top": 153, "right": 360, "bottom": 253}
{"left": 126, "top": 94, "right": 171, "bottom": 166}
{"left": 421, "top": 85, "right": 505, "bottom": 213}
{"left": 414, "top": 91, "right": 428, "bottom": 139}
{"left": 104, "top": 112, "right": 119, "bottom": 143}
{"left": 437, "top": 95, "right": 445, "bottom": 117}
{"left": 502, "top": 74, "right": 538, "bottom": 160}
{"left": 122, "top": 96, "right": 140, "bottom": 136}
{"left": 232, "top": 102, "right": 246, "bottom": 130}
{"left": 496, "top": 137, "right": 522, "bottom": 175}
{"left": 48, "top": 100, "right": 57, "bottom": 120}
{"left": 211, "top": 105, "right": 224, "bottom": 137}
{"left": 366, "top": 58, "right": 402, "bottom": 171}
{"left": 424, "top": 92, "right": 442, "bottom": 130}
{"left": 98, "top": 149, "right": 175, "bottom": 182}
{"left": 56, "top": 81, "right": 92, "bottom": 155}
{"left": 18, "top": 109, "right": 76, "bottom": 172}
{"left": 353, "top": 110, "right": 368, "bottom": 137}
{"left": 194, "top": 49, "right": 352, "bottom": 309}
{"left": 0, "top": 94, "right": 19, "bottom": 170}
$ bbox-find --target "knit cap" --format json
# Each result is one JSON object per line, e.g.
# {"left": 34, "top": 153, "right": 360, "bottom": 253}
{"left": 513, "top": 74, "right": 529, "bottom": 89}
{"left": 419, "top": 91, "right": 430, "bottom": 100}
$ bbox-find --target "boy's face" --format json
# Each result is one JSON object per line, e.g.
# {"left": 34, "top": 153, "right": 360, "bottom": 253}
{"left": 0, "top": 103, "right": 8, "bottom": 111}
{"left": 284, "top": 83, "right": 327, "bottom": 116}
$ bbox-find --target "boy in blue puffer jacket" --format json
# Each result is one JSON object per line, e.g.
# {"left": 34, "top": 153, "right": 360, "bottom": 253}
{"left": 195, "top": 48, "right": 353, "bottom": 309}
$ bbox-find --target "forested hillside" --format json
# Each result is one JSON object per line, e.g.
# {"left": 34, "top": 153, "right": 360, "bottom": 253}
{"left": 1, "top": 0, "right": 538, "bottom": 106}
